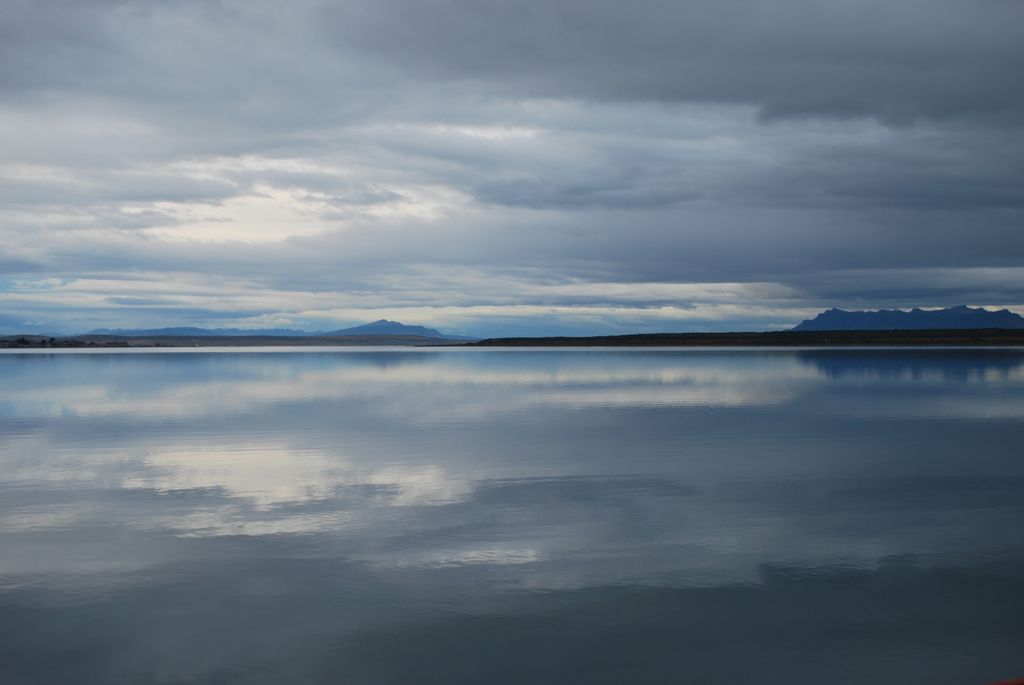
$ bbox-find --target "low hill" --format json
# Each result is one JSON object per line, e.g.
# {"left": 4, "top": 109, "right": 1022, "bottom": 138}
{"left": 792, "top": 305, "right": 1024, "bottom": 331}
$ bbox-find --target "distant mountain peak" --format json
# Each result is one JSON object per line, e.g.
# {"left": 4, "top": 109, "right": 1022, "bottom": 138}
{"left": 323, "top": 320, "right": 441, "bottom": 337}
{"left": 321, "top": 319, "right": 474, "bottom": 340}
{"left": 792, "top": 305, "right": 1024, "bottom": 331}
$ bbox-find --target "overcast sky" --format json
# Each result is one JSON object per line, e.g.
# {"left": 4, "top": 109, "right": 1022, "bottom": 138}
{"left": 2, "top": 0, "right": 1023, "bottom": 335}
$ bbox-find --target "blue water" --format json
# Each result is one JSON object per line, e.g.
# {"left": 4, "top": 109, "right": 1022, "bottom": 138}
{"left": 1, "top": 348, "right": 1022, "bottom": 684}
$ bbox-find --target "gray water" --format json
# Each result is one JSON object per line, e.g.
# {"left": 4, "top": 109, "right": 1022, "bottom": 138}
{"left": 1, "top": 347, "right": 1022, "bottom": 684}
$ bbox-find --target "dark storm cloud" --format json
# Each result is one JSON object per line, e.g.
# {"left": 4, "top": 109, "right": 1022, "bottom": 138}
{"left": 7, "top": 1, "right": 1023, "bottom": 128}
{"left": 325, "top": 0, "right": 1024, "bottom": 124}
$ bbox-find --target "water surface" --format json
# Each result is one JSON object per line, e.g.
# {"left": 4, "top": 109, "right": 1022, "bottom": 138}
{"left": 2, "top": 348, "right": 1023, "bottom": 684}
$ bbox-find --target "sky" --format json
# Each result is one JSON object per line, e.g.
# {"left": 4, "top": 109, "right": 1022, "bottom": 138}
{"left": 1, "top": 0, "right": 1023, "bottom": 336}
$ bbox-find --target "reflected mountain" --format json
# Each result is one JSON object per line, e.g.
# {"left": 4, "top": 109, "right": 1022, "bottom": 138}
{"left": 795, "top": 348, "right": 1024, "bottom": 381}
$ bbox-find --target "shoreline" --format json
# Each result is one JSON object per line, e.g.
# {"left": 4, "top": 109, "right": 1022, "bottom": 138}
{"left": 466, "top": 329, "right": 1024, "bottom": 347}
{"left": 3, "top": 329, "right": 1024, "bottom": 348}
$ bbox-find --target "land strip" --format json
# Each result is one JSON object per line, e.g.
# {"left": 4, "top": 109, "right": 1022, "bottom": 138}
{"left": 467, "top": 329, "right": 1024, "bottom": 347}
{"left": 5, "top": 329, "right": 1024, "bottom": 349}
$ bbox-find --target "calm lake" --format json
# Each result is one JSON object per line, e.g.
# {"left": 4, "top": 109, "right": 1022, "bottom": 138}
{"left": 1, "top": 347, "right": 1023, "bottom": 684}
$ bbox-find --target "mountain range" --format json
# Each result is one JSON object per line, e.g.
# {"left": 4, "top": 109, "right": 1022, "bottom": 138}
{"left": 792, "top": 305, "right": 1024, "bottom": 331}
{"left": 88, "top": 319, "right": 474, "bottom": 340}
{"left": 75, "top": 308, "right": 1024, "bottom": 339}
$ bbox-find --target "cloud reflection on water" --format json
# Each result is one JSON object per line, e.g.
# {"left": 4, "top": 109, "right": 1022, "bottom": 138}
{"left": 1, "top": 349, "right": 1023, "bottom": 684}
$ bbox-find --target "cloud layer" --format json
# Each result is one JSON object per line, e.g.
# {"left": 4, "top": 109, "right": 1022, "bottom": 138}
{"left": 2, "top": 0, "right": 1023, "bottom": 334}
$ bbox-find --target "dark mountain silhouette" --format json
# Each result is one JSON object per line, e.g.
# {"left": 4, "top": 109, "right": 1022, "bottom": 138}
{"left": 323, "top": 319, "right": 455, "bottom": 338}
{"left": 792, "top": 305, "right": 1024, "bottom": 331}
